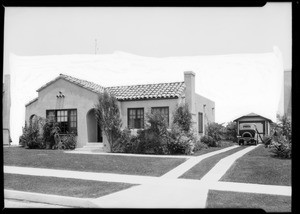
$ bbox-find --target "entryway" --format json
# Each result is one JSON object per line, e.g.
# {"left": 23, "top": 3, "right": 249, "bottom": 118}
{"left": 86, "top": 108, "right": 103, "bottom": 143}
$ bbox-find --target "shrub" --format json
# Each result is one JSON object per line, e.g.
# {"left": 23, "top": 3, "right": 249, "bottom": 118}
{"left": 262, "top": 135, "right": 272, "bottom": 147}
{"left": 224, "top": 121, "right": 238, "bottom": 142}
{"left": 200, "top": 135, "right": 217, "bottom": 147}
{"left": 172, "top": 103, "right": 192, "bottom": 132}
{"left": 206, "top": 122, "right": 225, "bottom": 142}
{"left": 168, "top": 123, "right": 195, "bottom": 155}
{"left": 270, "top": 135, "right": 291, "bottom": 159}
{"left": 269, "top": 114, "right": 292, "bottom": 159}
{"left": 19, "top": 117, "right": 44, "bottom": 149}
{"left": 114, "top": 128, "right": 132, "bottom": 153}
{"left": 94, "top": 91, "right": 122, "bottom": 152}
{"left": 193, "top": 139, "right": 208, "bottom": 152}
{"left": 59, "top": 133, "right": 77, "bottom": 150}
{"left": 42, "top": 119, "right": 61, "bottom": 149}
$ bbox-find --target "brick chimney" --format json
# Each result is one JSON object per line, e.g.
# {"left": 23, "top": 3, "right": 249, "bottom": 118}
{"left": 184, "top": 71, "right": 196, "bottom": 115}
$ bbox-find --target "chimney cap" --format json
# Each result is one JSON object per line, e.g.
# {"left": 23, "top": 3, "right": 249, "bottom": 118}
{"left": 184, "top": 71, "right": 195, "bottom": 76}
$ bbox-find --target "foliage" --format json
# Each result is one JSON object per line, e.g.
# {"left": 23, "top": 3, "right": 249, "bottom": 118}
{"left": 262, "top": 135, "right": 273, "bottom": 147}
{"left": 206, "top": 122, "right": 225, "bottom": 143}
{"left": 59, "top": 133, "right": 77, "bottom": 150}
{"left": 168, "top": 123, "right": 195, "bottom": 155}
{"left": 42, "top": 118, "right": 61, "bottom": 149}
{"left": 216, "top": 140, "right": 234, "bottom": 148}
{"left": 19, "top": 117, "right": 44, "bottom": 149}
{"left": 193, "top": 139, "right": 209, "bottom": 152}
{"left": 200, "top": 135, "right": 217, "bottom": 147}
{"left": 136, "top": 111, "right": 171, "bottom": 154}
{"left": 270, "top": 136, "right": 291, "bottom": 159}
{"left": 94, "top": 91, "right": 122, "bottom": 152}
{"left": 172, "top": 103, "right": 192, "bottom": 133}
{"left": 224, "top": 121, "right": 238, "bottom": 142}
{"left": 269, "top": 114, "right": 292, "bottom": 159}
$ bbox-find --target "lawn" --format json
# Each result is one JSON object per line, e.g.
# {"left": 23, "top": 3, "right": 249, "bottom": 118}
{"left": 4, "top": 147, "right": 186, "bottom": 177}
{"left": 192, "top": 143, "right": 237, "bottom": 156}
{"left": 220, "top": 145, "right": 291, "bottom": 186}
{"left": 4, "top": 173, "right": 136, "bottom": 198}
{"left": 179, "top": 146, "right": 246, "bottom": 180}
{"left": 206, "top": 190, "right": 291, "bottom": 212}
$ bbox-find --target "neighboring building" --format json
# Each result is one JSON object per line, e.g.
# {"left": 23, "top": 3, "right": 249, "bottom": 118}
{"left": 233, "top": 112, "right": 273, "bottom": 143}
{"left": 284, "top": 70, "right": 291, "bottom": 119}
{"left": 3, "top": 74, "right": 11, "bottom": 146}
{"left": 25, "top": 71, "right": 215, "bottom": 151}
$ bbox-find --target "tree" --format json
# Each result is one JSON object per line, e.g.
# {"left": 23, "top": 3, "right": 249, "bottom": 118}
{"left": 94, "top": 90, "right": 122, "bottom": 152}
{"left": 172, "top": 103, "right": 192, "bottom": 133}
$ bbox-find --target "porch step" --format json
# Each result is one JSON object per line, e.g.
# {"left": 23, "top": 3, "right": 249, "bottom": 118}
{"left": 75, "top": 143, "right": 104, "bottom": 152}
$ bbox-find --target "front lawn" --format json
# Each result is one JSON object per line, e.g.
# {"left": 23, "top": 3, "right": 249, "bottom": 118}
{"left": 4, "top": 147, "right": 186, "bottom": 177}
{"left": 4, "top": 173, "right": 136, "bottom": 198}
{"left": 180, "top": 146, "right": 245, "bottom": 180}
{"left": 220, "top": 145, "right": 291, "bottom": 186}
{"left": 206, "top": 190, "right": 291, "bottom": 212}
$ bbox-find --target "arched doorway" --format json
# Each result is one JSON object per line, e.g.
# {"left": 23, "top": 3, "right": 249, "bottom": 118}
{"left": 86, "top": 109, "right": 103, "bottom": 143}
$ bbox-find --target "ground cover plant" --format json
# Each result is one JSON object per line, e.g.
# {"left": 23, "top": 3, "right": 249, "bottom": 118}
{"left": 4, "top": 173, "right": 136, "bottom": 199}
{"left": 4, "top": 147, "right": 186, "bottom": 177}
{"left": 220, "top": 145, "right": 291, "bottom": 186}
{"left": 206, "top": 190, "right": 291, "bottom": 212}
{"left": 180, "top": 146, "right": 245, "bottom": 180}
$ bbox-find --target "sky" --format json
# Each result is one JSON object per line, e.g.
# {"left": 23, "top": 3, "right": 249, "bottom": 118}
{"left": 3, "top": 3, "right": 291, "bottom": 144}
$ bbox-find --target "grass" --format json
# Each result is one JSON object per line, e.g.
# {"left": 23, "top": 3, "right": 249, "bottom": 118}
{"left": 220, "top": 145, "right": 291, "bottom": 186}
{"left": 206, "top": 190, "right": 291, "bottom": 212}
{"left": 4, "top": 147, "right": 185, "bottom": 177}
{"left": 4, "top": 173, "right": 136, "bottom": 198}
{"left": 192, "top": 142, "right": 237, "bottom": 156}
{"left": 179, "top": 146, "right": 246, "bottom": 180}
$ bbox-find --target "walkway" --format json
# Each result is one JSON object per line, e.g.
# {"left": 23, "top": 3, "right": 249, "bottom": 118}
{"left": 4, "top": 144, "right": 291, "bottom": 208}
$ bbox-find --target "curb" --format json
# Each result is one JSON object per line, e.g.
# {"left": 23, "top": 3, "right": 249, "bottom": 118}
{"left": 4, "top": 189, "right": 100, "bottom": 208}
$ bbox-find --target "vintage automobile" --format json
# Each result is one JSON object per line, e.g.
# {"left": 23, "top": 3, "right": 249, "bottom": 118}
{"left": 237, "top": 123, "right": 258, "bottom": 145}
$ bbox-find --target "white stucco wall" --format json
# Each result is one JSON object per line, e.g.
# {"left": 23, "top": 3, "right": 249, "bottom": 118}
{"left": 195, "top": 94, "right": 215, "bottom": 135}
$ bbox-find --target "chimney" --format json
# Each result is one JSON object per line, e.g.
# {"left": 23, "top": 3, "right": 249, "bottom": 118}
{"left": 184, "top": 71, "right": 196, "bottom": 115}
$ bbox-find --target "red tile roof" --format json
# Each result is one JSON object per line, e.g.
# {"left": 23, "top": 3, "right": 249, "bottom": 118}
{"left": 35, "top": 73, "right": 185, "bottom": 101}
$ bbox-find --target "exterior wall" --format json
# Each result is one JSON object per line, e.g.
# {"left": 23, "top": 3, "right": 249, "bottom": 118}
{"left": 26, "top": 78, "right": 100, "bottom": 148}
{"left": 119, "top": 98, "right": 180, "bottom": 132}
{"left": 3, "top": 74, "right": 11, "bottom": 145}
{"left": 195, "top": 94, "right": 215, "bottom": 136}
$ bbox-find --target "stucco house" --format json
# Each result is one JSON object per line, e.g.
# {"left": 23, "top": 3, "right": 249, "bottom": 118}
{"left": 25, "top": 71, "right": 215, "bottom": 151}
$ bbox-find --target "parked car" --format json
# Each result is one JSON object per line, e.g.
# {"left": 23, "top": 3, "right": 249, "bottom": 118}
{"left": 237, "top": 123, "right": 258, "bottom": 145}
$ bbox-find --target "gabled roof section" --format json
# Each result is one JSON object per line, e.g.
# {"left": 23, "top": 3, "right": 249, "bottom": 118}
{"left": 36, "top": 74, "right": 106, "bottom": 93}
{"left": 233, "top": 112, "right": 273, "bottom": 122}
{"left": 35, "top": 74, "right": 185, "bottom": 101}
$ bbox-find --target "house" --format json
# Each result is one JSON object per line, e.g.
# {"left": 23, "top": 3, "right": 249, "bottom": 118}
{"left": 233, "top": 112, "right": 273, "bottom": 143}
{"left": 3, "top": 74, "right": 11, "bottom": 146}
{"left": 25, "top": 71, "right": 215, "bottom": 151}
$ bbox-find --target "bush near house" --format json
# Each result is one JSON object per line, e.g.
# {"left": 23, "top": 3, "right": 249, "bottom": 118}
{"left": 268, "top": 114, "right": 292, "bottom": 159}
{"left": 19, "top": 116, "right": 77, "bottom": 150}
{"left": 94, "top": 90, "right": 123, "bottom": 153}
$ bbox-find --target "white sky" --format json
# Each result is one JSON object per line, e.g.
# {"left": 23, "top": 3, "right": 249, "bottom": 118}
{"left": 3, "top": 4, "right": 291, "bottom": 144}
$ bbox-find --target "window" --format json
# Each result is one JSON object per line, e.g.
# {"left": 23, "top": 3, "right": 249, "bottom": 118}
{"left": 151, "top": 107, "right": 169, "bottom": 126}
{"left": 46, "top": 109, "right": 77, "bottom": 134}
{"left": 128, "top": 108, "right": 144, "bottom": 129}
{"left": 198, "top": 112, "right": 203, "bottom": 133}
